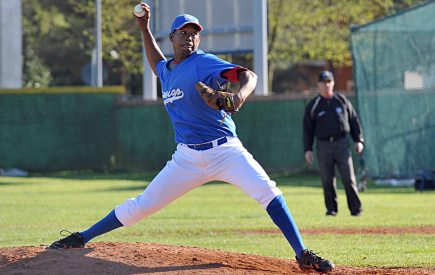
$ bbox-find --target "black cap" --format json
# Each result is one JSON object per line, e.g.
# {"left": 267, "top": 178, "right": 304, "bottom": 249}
{"left": 318, "top": 70, "right": 334, "bottom": 82}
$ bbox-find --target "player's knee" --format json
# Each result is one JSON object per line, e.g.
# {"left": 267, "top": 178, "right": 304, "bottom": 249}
{"left": 252, "top": 181, "right": 282, "bottom": 209}
{"left": 115, "top": 195, "right": 161, "bottom": 226}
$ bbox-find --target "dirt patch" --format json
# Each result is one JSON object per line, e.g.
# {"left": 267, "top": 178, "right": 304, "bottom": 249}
{"left": 0, "top": 242, "right": 433, "bottom": 275}
{"left": 237, "top": 225, "right": 435, "bottom": 235}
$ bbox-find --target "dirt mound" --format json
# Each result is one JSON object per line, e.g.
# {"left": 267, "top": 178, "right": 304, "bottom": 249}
{"left": 1, "top": 242, "right": 434, "bottom": 274}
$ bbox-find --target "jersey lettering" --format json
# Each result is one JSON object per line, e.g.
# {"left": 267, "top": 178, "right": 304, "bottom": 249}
{"left": 162, "top": 88, "right": 184, "bottom": 104}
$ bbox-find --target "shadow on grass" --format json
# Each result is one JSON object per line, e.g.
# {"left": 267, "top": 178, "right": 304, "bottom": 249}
{"left": 100, "top": 181, "right": 229, "bottom": 192}
{"left": 361, "top": 186, "right": 430, "bottom": 194}
{"left": 271, "top": 172, "right": 423, "bottom": 194}
{"left": 21, "top": 170, "right": 423, "bottom": 194}
{"left": 102, "top": 184, "right": 150, "bottom": 192}
{"left": 0, "top": 180, "right": 34, "bottom": 186}
{"left": 30, "top": 170, "right": 158, "bottom": 182}
{"left": 0, "top": 247, "right": 226, "bottom": 274}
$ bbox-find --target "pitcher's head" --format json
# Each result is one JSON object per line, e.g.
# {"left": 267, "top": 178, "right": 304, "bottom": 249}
{"left": 169, "top": 14, "right": 202, "bottom": 57}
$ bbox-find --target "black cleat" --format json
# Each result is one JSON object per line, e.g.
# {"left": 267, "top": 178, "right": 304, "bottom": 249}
{"left": 351, "top": 209, "right": 362, "bottom": 216}
{"left": 325, "top": 211, "right": 337, "bottom": 216}
{"left": 48, "top": 230, "right": 85, "bottom": 249}
{"left": 296, "top": 249, "right": 335, "bottom": 273}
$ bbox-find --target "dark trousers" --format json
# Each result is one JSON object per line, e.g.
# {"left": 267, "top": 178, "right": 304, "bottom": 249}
{"left": 316, "top": 138, "right": 362, "bottom": 214}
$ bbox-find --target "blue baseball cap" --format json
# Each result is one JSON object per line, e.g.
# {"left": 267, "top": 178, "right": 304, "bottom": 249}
{"left": 318, "top": 70, "right": 334, "bottom": 82}
{"left": 170, "top": 14, "right": 203, "bottom": 33}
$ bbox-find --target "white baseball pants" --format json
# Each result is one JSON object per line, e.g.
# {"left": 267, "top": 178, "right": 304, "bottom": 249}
{"left": 115, "top": 137, "right": 282, "bottom": 226}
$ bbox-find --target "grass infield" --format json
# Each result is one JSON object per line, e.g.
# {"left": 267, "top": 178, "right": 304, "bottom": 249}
{"left": 0, "top": 171, "right": 434, "bottom": 268}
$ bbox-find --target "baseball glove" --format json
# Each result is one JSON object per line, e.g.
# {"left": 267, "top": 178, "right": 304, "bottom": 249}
{"left": 195, "top": 81, "right": 239, "bottom": 113}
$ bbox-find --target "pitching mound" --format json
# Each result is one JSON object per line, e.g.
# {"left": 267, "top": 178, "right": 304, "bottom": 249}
{"left": 0, "top": 242, "right": 433, "bottom": 274}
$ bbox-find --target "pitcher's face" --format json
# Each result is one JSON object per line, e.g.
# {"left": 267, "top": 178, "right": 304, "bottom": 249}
{"left": 170, "top": 24, "right": 201, "bottom": 57}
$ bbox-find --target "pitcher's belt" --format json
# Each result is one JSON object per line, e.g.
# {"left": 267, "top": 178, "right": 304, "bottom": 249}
{"left": 186, "top": 137, "right": 228, "bottom": 151}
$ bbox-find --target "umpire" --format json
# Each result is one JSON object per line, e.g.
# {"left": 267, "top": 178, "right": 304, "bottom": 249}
{"left": 303, "top": 70, "right": 364, "bottom": 216}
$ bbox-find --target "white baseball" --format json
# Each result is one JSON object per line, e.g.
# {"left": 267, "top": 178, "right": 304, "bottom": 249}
{"left": 133, "top": 4, "right": 145, "bottom": 17}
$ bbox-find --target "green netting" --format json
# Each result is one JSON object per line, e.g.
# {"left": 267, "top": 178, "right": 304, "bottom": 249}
{"left": 0, "top": 92, "right": 310, "bottom": 173}
{"left": 114, "top": 98, "right": 309, "bottom": 172}
{"left": 0, "top": 94, "right": 116, "bottom": 171}
{"left": 351, "top": 1, "right": 435, "bottom": 178}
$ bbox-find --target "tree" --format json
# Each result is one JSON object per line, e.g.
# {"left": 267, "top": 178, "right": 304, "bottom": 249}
{"left": 267, "top": 0, "right": 426, "bottom": 92}
{"left": 22, "top": 0, "right": 427, "bottom": 90}
{"left": 22, "top": 0, "right": 143, "bottom": 88}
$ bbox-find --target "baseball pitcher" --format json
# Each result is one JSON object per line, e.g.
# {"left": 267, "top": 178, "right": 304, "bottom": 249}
{"left": 49, "top": 3, "right": 334, "bottom": 273}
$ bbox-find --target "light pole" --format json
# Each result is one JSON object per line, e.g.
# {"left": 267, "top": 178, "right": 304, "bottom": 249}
{"left": 253, "top": 0, "right": 268, "bottom": 95}
{"left": 142, "top": 0, "right": 157, "bottom": 100}
{"left": 0, "top": 0, "right": 22, "bottom": 88}
{"left": 93, "top": 0, "right": 103, "bottom": 87}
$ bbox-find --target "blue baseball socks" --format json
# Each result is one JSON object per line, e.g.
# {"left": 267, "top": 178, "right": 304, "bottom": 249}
{"left": 79, "top": 196, "right": 305, "bottom": 254}
{"left": 266, "top": 195, "right": 305, "bottom": 258}
{"left": 79, "top": 209, "right": 123, "bottom": 243}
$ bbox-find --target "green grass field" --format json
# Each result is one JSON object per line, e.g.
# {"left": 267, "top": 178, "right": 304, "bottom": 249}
{"left": 0, "top": 171, "right": 434, "bottom": 268}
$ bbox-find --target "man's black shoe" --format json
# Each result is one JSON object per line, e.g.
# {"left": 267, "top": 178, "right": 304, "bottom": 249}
{"left": 296, "top": 249, "right": 335, "bottom": 273}
{"left": 351, "top": 209, "right": 362, "bottom": 216}
{"left": 325, "top": 211, "right": 337, "bottom": 216}
{"left": 48, "top": 231, "right": 85, "bottom": 249}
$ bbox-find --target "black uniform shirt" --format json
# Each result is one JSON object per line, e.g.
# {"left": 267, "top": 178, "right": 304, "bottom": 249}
{"left": 303, "top": 92, "right": 364, "bottom": 152}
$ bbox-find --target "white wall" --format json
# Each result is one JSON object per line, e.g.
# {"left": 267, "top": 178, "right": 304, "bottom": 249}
{"left": 0, "top": 0, "right": 22, "bottom": 88}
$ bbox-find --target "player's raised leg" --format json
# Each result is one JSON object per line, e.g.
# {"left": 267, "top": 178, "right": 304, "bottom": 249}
{"left": 209, "top": 138, "right": 334, "bottom": 273}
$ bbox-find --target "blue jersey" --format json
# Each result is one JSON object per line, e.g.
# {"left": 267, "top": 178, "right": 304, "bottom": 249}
{"left": 156, "top": 50, "right": 237, "bottom": 144}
